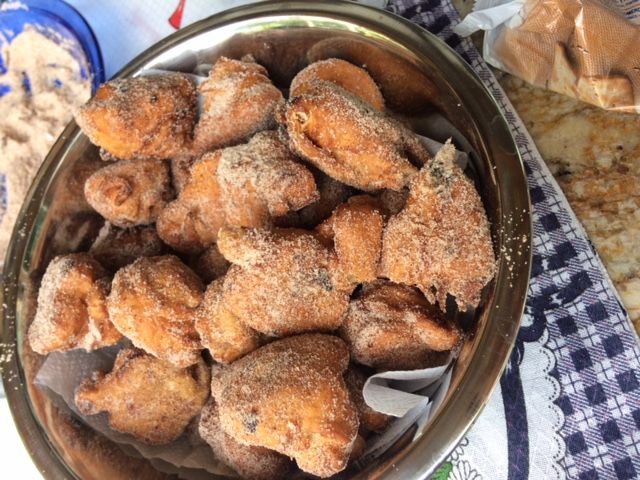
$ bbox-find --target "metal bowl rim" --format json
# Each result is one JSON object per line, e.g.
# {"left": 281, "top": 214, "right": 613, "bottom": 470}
{"left": 1, "top": 2, "right": 532, "bottom": 479}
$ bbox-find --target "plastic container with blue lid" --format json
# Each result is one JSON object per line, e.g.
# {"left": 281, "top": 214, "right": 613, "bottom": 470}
{"left": 0, "top": 0, "right": 104, "bottom": 244}
{"left": 0, "top": 0, "right": 105, "bottom": 95}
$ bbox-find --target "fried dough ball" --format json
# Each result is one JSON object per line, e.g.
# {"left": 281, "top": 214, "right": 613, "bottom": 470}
{"left": 28, "top": 253, "right": 122, "bottom": 354}
{"left": 75, "top": 74, "right": 196, "bottom": 160}
{"left": 84, "top": 159, "right": 174, "bottom": 228}
{"left": 317, "top": 195, "right": 385, "bottom": 288}
{"left": 195, "top": 279, "right": 261, "bottom": 364}
{"left": 290, "top": 58, "right": 384, "bottom": 110}
{"left": 283, "top": 81, "right": 429, "bottom": 191}
{"left": 380, "top": 141, "right": 496, "bottom": 310}
{"left": 159, "top": 132, "right": 317, "bottom": 253}
{"left": 193, "top": 57, "right": 284, "bottom": 153}
{"left": 216, "top": 131, "right": 318, "bottom": 228}
{"left": 274, "top": 168, "right": 353, "bottom": 229}
{"left": 217, "top": 227, "right": 350, "bottom": 336}
{"left": 212, "top": 334, "right": 359, "bottom": 478}
{"left": 107, "top": 255, "right": 204, "bottom": 367}
{"left": 189, "top": 244, "right": 230, "bottom": 283}
{"left": 198, "top": 399, "right": 291, "bottom": 480}
{"left": 156, "top": 152, "right": 225, "bottom": 254}
{"left": 89, "top": 223, "right": 165, "bottom": 272}
{"left": 75, "top": 348, "right": 210, "bottom": 445}
{"left": 344, "top": 365, "right": 390, "bottom": 433}
{"left": 341, "top": 281, "right": 461, "bottom": 370}
{"left": 307, "top": 37, "right": 440, "bottom": 113}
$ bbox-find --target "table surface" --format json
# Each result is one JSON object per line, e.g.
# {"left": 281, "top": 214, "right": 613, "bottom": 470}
{"left": 453, "top": 0, "right": 640, "bottom": 331}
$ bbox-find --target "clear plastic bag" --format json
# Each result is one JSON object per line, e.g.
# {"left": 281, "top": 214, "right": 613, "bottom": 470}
{"left": 455, "top": 0, "right": 640, "bottom": 113}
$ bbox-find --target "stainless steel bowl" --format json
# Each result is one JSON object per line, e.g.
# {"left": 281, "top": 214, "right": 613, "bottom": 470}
{"left": 1, "top": 1, "right": 531, "bottom": 478}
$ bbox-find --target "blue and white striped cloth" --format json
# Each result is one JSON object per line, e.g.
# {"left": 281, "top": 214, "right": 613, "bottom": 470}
{"left": 387, "top": 1, "right": 640, "bottom": 478}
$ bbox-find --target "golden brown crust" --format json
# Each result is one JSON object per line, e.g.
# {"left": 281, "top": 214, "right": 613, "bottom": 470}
{"left": 290, "top": 58, "right": 384, "bottom": 110}
{"left": 214, "top": 334, "right": 359, "bottom": 478}
{"left": 107, "top": 255, "right": 204, "bottom": 367}
{"left": 217, "top": 226, "right": 351, "bottom": 336}
{"left": 75, "top": 348, "right": 210, "bottom": 445}
{"left": 90, "top": 223, "right": 165, "bottom": 272}
{"left": 193, "top": 57, "right": 284, "bottom": 153}
{"left": 344, "top": 365, "right": 390, "bottom": 433}
{"left": 195, "top": 278, "right": 261, "bottom": 364}
{"left": 198, "top": 399, "right": 291, "bottom": 480}
{"left": 75, "top": 74, "right": 196, "bottom": 160}
{"left": 340, "top": 280, "right": 461, "bottom": 370}
{"left": 318, "top": 195, "right": 386, "bottom": 288}
{"left": 84, "top": 159, "right": 174, "bottom": 228}
{"left": 158, "top": 132, "right": 318, "bottom": 253}
{"left": 156, "top": 152, "right": 226, "bottom": 254}
{"left": 307, "top": 37, "right": 440, "bottom": 114}
{"left": 215, "top": 131, "right": 319, "bottom": 228}
{"left": 380, "top": 141, "right": 496, "bottom": 310}
{"left": 283, "top": 81, "right": 428, "bottom": 191}
{"left": 28, "top": 253, "right": 122, "bottom": 354}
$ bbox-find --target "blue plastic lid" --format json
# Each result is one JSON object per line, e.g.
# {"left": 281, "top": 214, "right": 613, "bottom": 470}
{"left": 0, "top": 0, "right": 104, "bottom": 233}
{"left": 0, "top": 0, "right": 105, "bottom": 93}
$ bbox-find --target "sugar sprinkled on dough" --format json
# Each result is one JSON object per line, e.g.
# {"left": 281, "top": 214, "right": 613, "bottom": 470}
{"left": 214, "top": 334, "right": 358, "bottom": 478}
{"left": 28, "top": 253, "right": 120, "bottom": 354}
{"left": 218, "top": 228, "right": 350, "bottom": 336}
{"left": 216, "top": 131, "right": 319, "bottom": 220}
{"left": 194, "top": 57, "right": 284, "bottom": 152}
{"left": 198, "top": 399, "right": 291, "bottom": 480}
{"left": 381, "top": 141, "right": 496, "bottom": 310}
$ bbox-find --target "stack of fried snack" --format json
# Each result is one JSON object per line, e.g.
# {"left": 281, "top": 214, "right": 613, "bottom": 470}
{"left": 27, "top": 56, "right": 496, "bottom": 479}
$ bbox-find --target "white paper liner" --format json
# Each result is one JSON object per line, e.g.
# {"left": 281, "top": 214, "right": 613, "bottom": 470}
{"left": 33, "top": 344, "right": 235, "bottom": 479}
{"left": 31, "top": 70, "right": 478, "bottom": 476}
{"left": 34, "top": 346, "right": 455, "bottom": 478}
{"left": 363, "top": 363, "right": 451, "bottom": 417}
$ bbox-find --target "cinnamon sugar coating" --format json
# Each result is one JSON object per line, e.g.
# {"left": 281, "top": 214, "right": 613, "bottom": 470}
{"left": 217, "top": 226, "right": 351, "bottom": 337}
{"left": 84, "top": 159, "right": 174, "bottom": 228}
{"left": 290, "top": 58, "right": 384, "bottom": 110}
{"left": 158, "top": 132, "right": 317, "bottom": 254}
{"left": 107, "top": 255, "right": 204, "bottom": 367}
{"left": 317, "top": 194, "right": 386, "bottom": 288}
{"left": 215, "top": 131, "right": 318, "bottom": 228}
{"left": 380, "top": 141, "right": 496, "bottom": 310}
{"left": 341, "top": 280, "right": 461, "bottom": 370}
{"left": 193, "top": 56, "right": 284, "bottom": 153}
{"left": 195, "top": 278, "right": 261, "bottom": 364}
{"left": 156, "top": 152, "right": 225, "bottom": 254}
{"left": 198, "top": 399, "right": 291, "bottom": 480}
{"left": 76, "top": 74, "right": 196, "bottom": 160}
{"left": 212, "top": 334, "right": 359, "bottom": 478}
{"left": 75, "top": 348, "right": 210, "bottom": 445}
{"left": 28, "top": 253, "right": 122, "bottom": 354}
{"left": 282, "top": 80, "right": 429, "bottom": 191}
